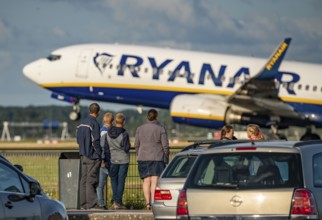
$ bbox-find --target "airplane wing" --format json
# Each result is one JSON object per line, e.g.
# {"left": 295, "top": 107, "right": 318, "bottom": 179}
{"left": 227, "top": 38, "right": 304, "bottom": 119}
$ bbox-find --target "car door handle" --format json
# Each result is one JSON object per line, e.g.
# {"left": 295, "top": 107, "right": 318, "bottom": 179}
{"left": 5, "top": 201, "right": 14, "bottom": 209}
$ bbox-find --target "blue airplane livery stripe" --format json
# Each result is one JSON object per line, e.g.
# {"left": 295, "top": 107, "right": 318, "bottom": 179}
{"left": 172, "top": 116, "right": 225, "bottom": 129}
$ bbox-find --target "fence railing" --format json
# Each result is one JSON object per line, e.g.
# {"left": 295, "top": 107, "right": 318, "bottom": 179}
{"left": 1, "top": 149, "right": 179, "bottom": 208}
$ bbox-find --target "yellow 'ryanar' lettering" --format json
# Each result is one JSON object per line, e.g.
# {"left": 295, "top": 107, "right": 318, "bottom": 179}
{"left": 266, "top": 42, "right": 288, "bottom": 71}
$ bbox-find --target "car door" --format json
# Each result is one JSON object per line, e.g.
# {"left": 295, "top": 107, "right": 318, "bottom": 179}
{"left": 0, "top": 197, "right": 4, "bottom": 219}
{"left": 0, "top": 161, "right": 41, "bottom": 220}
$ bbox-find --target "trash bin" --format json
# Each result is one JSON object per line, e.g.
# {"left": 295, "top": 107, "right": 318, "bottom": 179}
{"left": 59, "top": 152, "right": 80, "bottom": 209}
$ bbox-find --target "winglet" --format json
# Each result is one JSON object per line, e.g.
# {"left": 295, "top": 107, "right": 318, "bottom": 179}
{"left": 255, "top": 38, "right": 291, "bottom": 79}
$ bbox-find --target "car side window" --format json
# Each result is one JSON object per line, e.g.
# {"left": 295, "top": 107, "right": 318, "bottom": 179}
{"left": 0, "top": 162, "right": 25, "bottom": 193}
{"left": 162, "top": 155, "right": 197, "bottom": 178}
{"left": 313, "top": 153, "right": 322, "bottom": 187}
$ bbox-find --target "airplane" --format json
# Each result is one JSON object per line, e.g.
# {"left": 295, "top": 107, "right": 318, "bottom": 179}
{"left": 23, "top": 38, "right": 322, "bottom": 140}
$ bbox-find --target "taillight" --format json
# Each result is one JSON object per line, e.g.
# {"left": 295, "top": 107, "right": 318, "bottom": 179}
{"left": 177, "top": 190, "right": 188, "bottom": 217}
{"left": 154, "top": 189, "right": 172, "bottom": 200}
{"left": 291, "top": 188, "right": 318, "bottom": 217}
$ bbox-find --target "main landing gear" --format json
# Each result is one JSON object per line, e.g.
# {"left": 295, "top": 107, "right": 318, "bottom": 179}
{"left": 69, "top": 100, "right": 81, "bottom": 121}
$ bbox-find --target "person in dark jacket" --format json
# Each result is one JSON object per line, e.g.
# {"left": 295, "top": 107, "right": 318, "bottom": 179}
{"left": 134, "top": 109, "right": 169, "bottom": 210}
{"left": 106, "top": 113, "right": 131, "bottom": 210}
{"left": 77, "top": 103, "right": 101, "bottom": 210}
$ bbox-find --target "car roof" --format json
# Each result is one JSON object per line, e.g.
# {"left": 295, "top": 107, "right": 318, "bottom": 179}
{"left": 176, "top": 140, "right": 257, "bottom": 156}
{"left": 176, "top": 146, "right": 207, "bottom": 156}
{"left": 197, "top": 140, "right": 322, "bottom": 154}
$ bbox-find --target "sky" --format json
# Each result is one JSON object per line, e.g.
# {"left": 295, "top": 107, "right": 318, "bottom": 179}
{"left": 0, "top": 0, "right": 322, "bottom": 111}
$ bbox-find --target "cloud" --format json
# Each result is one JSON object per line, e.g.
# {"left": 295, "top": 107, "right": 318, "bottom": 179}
{"left": 52, "top": 27, "right": 68, "bottom": 38}
{"left": 0, "top": 51, "right": 12, "bottom": 68}
{"left": 0, "top": 18, "right": 11, "bottom": 42}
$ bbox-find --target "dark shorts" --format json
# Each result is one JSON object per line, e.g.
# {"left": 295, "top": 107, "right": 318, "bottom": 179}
{"left": 138, "top": 161, "right": 165, "bottom": 179}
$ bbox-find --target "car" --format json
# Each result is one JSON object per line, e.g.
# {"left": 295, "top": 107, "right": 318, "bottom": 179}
{"left": 152, "top": 140, "right": 249, "bottom": 219}
{"left": 152, "top": 142, "right": 209, "bottom": 219}
{"left": 0, "top": 154, "right": 68, "bottom": 220}
{"left": 177, "top": 140, "right": 322, "bottom": 220}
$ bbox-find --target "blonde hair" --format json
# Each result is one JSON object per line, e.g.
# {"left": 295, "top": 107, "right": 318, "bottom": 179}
{"left": 115, "top": 113, "right": 125, "bottom": 125}
{"left": 246, "top": 124, "right": 265, "bottom": 140}
{"left": 103, "top": 112, "right": 114, "bottom": 127}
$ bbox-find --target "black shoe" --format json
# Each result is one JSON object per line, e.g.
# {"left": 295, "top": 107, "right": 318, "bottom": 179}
{"left": 98, "top": 205, "right": 108, "bottom": 210}
{"left": 89, "top": 205, "right": 107, "bottom": 210}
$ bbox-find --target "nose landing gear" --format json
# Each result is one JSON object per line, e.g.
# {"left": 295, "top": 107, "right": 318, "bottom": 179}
{"left": 69, "top": 100, "right": 81, "bottom": 121}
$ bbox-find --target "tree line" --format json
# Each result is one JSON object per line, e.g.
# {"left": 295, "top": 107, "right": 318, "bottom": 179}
{"left": 0, "top": 105, "right": 212, "bottom": 140}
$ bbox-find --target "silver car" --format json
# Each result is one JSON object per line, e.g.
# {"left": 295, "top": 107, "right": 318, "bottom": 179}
{"left": 177, "top": 140, "right": 322, "bottom": 219}
{"left": 0, "top": 155, "right": 68, "bottom": 220}
{"left": 152, "top": 143, "right": 208, "bottom": 219}
{"left": 152, "top": 140, "right": 247, "bottom": 219}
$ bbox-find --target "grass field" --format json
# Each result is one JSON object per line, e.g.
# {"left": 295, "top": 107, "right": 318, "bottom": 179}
{"left": 1, "top": 144, "right": 181, "bottom": 209}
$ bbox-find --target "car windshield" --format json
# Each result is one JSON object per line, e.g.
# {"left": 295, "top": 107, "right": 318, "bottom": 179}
{"left": 162, "top": 155, "right": 197, "bottom": 178}
{"left": 187, "top": 152, "right": 303, "bottom": 189}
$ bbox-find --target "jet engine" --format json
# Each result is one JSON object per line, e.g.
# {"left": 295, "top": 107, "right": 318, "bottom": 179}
{"left": 169, "top": 94, "right": 228, "bottom": 128}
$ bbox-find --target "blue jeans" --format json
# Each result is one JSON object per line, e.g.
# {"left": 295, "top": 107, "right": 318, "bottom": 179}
{"left": 109, "top": 163, "right": 129, "bottom": 205}
{"left": 96, "top": 167, "right": 109, "bottom": 207}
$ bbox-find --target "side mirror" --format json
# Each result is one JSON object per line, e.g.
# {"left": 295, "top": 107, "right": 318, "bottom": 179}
{"left": 29, "top": 182, "right": 41, "bottom": 198}
{"left": 14, "top": 164, "right": 24, "bottom": 172}
{"left": 7, "top": 182, "right": 41, "bottom": 203}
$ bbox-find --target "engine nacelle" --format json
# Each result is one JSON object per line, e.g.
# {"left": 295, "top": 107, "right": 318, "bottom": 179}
{"left": 225, "top": 109, "right": 272, "bottom": 127}
{"left": 225, "top": 108, "right": 291, "bottom": 129}
{"left": 170, "top": 94, "right": 228, "bottom": 128}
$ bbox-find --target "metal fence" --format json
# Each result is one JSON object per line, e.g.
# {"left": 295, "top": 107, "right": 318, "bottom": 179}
{"left": 1, "top": 149, "right": 178, "bottom": 208}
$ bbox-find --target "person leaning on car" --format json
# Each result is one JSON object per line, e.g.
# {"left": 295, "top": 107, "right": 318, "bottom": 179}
{"left": 134, "top": 109, "right": 170, "bottom": 210}
{"left": 77, "top": 103, "right": 102, "bottom": 210}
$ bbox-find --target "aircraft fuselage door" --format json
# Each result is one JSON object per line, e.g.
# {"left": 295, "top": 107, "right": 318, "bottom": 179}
{"left": 76, "top": 49, "right": 92, "bottom": 78}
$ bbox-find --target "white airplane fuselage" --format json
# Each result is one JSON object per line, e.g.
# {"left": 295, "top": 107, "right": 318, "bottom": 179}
{"left": 23, "top": 44, "right": 322, "bottom": 128}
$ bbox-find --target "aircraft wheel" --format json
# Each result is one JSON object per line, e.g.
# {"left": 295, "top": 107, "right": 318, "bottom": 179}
{"left": 69, "top": 111, "right": 81, "bottom": 121}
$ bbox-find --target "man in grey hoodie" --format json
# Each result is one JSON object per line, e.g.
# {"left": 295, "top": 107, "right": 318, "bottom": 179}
{"left": 105, "top": 113, "right": 130, "bottom": 209}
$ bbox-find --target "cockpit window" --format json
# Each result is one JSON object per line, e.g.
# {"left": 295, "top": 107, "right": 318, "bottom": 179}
{"left": 47, "top": 54, "right": 61, "bottom": 61}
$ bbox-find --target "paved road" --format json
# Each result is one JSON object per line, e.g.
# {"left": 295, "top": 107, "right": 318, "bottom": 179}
{"left": 68, "top": 209, "right": 154, "bottom": 220}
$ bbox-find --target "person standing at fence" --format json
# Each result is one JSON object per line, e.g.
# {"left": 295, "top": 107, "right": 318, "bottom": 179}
{"left": 106, "top": 113, "right": 131, "bottom": 210}
{"left": 77, "top": 103, "right": 102, "bottom": 210}
{"left": 96, "top": 112, "right": 113, "bottom": 210}
{"left": 134, "top": 109, "right": 170, "bottom": 210}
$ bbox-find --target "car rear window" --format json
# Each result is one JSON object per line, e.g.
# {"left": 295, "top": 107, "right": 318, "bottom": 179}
{"left": 186, "top": 152, "right": 303, "bottom": 189}
{"left": 162, "top": 155, "right": 197, "bottom": 178}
